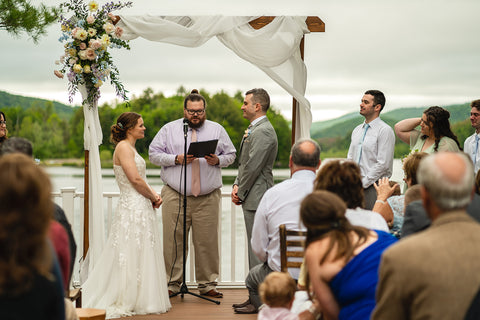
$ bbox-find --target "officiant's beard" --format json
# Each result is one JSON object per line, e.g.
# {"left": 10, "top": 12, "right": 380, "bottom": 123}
{"left": 187, "top": 116, "right": 205, "bottom": 129}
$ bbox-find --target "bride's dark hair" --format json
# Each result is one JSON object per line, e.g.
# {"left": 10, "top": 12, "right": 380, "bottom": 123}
{"left": 110, "top": 112, "right": 141, "bottom": 144}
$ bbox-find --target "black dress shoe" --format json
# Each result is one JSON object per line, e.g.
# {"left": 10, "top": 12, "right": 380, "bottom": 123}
{"left": 232, "top": 298, "right": 250, "bottom": 308}
{"left": 234, "top": 303, "right": 258, "bottom": 314}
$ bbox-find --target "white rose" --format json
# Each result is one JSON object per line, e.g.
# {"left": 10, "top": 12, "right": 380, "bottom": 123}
{"left": 87, "top": 28, "right": 97, "bottom": 37}
{"left": 103, "top": 22, "right": 115, "bottom": 34}
{"left": 78, "top": 50, "right": 88, "bottom": 60}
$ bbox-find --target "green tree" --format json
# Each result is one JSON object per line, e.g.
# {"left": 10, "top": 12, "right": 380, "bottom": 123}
{"left": 0, "top": 0, "right": 59, "bottom": 43}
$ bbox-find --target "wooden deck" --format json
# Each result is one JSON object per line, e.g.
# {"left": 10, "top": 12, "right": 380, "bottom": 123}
{"left": 110, "top": 288, "right": 256, "bottom": 320}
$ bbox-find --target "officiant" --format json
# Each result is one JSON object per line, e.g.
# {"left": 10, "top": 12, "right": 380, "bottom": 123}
{"left": 149, "top": 89, "right": 236, "bottom": 298}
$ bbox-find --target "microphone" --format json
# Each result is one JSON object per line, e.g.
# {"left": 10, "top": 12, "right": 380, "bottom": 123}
{"left": 183, "top": 118, "right": 189, "bottom": 134}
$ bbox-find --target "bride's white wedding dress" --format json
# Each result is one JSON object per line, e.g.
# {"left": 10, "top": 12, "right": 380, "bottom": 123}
{"left": 82, "top": 149, "right": 171, "bottom": 319}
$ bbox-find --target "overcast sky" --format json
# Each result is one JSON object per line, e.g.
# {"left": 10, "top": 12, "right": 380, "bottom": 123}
{"left": 1, "top": 0, "right": 479, "bottom": 121}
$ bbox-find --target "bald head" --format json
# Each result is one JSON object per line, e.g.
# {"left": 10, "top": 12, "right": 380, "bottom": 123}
{"left": 290, "top": 139, "right": 321, "bottom": 171}
{"left": 418, "top": 152, "right": 474, "bottom": 211}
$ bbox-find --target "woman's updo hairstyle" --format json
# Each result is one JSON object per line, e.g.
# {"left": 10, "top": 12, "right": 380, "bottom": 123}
{"left": 110, "top": 112, "right": 141, "bottom": 145}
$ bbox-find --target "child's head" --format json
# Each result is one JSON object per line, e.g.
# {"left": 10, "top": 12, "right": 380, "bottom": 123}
{"left": 389, "top": 180, "right": 401, "bottom": 196}
{"left": 259, "top": 272, "right": 297, "bottom": 308}
{"left": 404, "top": 184, "right": 422, "bottom": 207}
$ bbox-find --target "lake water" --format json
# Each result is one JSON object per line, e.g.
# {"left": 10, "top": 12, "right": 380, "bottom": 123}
{"left": 46, "top": 158, "right": 405, "bottom": 193}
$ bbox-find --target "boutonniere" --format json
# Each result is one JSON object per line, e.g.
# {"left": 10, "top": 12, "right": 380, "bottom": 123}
{"left": 243, "top": 127, "right": 251, "bottom": 138}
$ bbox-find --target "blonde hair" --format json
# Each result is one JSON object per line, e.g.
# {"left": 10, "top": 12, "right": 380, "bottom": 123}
{"left": 259, "top": 272, "right": 296, "bottom": 308}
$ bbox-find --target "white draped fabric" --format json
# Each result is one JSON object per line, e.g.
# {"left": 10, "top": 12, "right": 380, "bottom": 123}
{"left": 78, "top": 85, "right": 105, "bottom": 279}
{"left": 118, "top": 15, "right": 312, "bottom": 140}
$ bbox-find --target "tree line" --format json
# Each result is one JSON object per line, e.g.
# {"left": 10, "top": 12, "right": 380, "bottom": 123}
{"left": 1, "top": 88, "right": 292, "bottom": 167}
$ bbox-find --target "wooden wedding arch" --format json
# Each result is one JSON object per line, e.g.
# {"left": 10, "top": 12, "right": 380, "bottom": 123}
{"left": 82, "top": 15, "right": 325, "bottom": 258}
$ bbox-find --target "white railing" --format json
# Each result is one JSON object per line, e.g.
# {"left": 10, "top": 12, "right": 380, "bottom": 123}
{"left": 52, "top": 188, "right": 250, "bottom": 288}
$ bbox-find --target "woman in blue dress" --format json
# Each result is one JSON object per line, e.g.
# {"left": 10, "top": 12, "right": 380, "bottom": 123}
{"left": 301, "top": 190, "right": 397, "bottom": 320}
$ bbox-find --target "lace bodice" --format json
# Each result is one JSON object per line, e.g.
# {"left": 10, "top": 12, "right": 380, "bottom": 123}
{"left": 113, "top": 150, "right": 149, "bottom": 210}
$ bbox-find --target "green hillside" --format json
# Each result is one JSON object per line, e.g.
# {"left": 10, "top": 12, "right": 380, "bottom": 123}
{"left": 0, "top": 90, "right": 78, "bottom": 120}
{"left": 311, "top": 102, "right": 471, "bottom": 139}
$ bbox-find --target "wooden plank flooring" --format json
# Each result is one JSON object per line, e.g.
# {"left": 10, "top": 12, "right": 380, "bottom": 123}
{"left": 110, "top": 288, "right": 256, "bottom": 320}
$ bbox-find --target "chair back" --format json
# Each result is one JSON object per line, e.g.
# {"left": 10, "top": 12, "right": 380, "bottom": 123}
{"left": 279, "top": 224, "right": 306, "bottom": 273}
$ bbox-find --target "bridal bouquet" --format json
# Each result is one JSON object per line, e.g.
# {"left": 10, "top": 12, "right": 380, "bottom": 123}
{"left": 54, "top": 0, "right": 132, "bottom": 105}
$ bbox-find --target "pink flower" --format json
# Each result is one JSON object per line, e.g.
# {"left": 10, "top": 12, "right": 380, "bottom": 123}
{"left": 79, "top": 42, "right": 87, "bottom": 50}
{"left": 89, "top": 39, "right": 102, "bottom": 50}
{"left": 54, "top": 70, "right": 64, "bottom": 79}
{"left": 72, "top": 27, "right": 79, "bottom": 38}
{"left": 85, "top": 48, "right": 96, "bottom": 60}
{"left": 114, "top": 26, "right": 123, "bottom": 38}
{"left": 87, "top": 15, "right": 95, "bottom": 24}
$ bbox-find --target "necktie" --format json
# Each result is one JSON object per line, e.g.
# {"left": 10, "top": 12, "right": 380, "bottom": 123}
{"left": 356, "top": 123, "right": 370, "bottom": 163}
{"left": 191, "top": 129, "right": 201, "bottom": 196}
{"left": 474, "top": 134, "right": 479, "bottom": 166}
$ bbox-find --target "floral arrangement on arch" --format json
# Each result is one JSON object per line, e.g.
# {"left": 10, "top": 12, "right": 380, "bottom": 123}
{"left": 54, "top": 0, "right": 132, "bottom": 105}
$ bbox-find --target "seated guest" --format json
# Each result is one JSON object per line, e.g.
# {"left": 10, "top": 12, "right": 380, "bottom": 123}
{"left": 404, "top": 184, "right": 421, "bottom": 206}
{"left": 0, "top": 137, "right": 77, "bottom": 289}
{"left": 402, "top": 155, "right": 480, "bottom": 237}
{"left": 301, "top": 191, "right": 397, "bottom": 320}
{"left": 258, "top": 272, "right": 299, "bottom": 320}
{"left": 372, "top": 152, "right": 480, "bottom": 319}
{"left": 372, "top": 152, "right": 428, "bottom": 228}
{"left": 314, "top": 160, "right": 389, "bottom": 231}
{"left": 0, "top": 153, "right": 65, "bottom": 320}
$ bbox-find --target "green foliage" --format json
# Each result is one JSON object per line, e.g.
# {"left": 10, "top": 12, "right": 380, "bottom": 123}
{"left": 100, "top": 149, "right": 112, "bottom": 161}
{"left": 0, "top": 0, "right": 59, "bottom": 43}
{"left": 0, "top": 88, "right": 291, "bottom": 166}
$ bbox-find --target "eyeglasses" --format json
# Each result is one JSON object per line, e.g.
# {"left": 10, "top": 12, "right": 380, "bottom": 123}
{"left": 186, "top": 109, "right": 205, "bottom": 116}
{"left": 0, "top": 121, "right": 6, "bottom": 125}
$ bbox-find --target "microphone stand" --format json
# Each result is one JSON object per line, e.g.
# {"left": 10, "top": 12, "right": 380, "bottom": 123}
{"left": 170, "top": 119, "right": 220, "bottom": 305}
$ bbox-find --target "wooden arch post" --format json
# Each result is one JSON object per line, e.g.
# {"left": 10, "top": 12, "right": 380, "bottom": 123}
{"left": 248, "top": 16, "right": 325, "bottom": 145}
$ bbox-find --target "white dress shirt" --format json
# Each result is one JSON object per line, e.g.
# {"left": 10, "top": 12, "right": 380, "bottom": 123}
{"left": 345, "top": 207, "right": 389, "bottom": 232}
{"left": 149, "top": 119, "right": 236, "bottom": 195}
{"left": 347, "top": 117, "right": 395, "bottom": 188}
{"left": 251, "top": 170, "right": 316, "bottom": 279}
{"left": 464, "top": 132, "right": 480, "bottom": 174}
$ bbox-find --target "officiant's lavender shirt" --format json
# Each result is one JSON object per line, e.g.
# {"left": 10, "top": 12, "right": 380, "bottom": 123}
{"left": 149, "top": 118, "right": 236, "bottom": 196}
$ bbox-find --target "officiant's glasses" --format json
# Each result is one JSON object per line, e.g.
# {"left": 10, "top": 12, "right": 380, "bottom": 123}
{"left": 186, "top": 109, "right": 205, "bottom": 116}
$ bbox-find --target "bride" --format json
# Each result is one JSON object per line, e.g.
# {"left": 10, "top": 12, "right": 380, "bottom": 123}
{"left": 82, "top": 112, "right": 171, "bottom": 318}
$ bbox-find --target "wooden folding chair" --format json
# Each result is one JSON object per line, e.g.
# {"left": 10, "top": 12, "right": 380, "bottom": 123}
{"left": 279, "top": 224, "right": 307, "bottom": 273}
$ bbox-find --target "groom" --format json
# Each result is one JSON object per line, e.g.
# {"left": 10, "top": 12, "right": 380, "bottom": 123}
{"left": 231, "top": 88, "right": 278, "bottom": 270}
{"left": 149, "top": 89, "right": 236, "bottom": 298}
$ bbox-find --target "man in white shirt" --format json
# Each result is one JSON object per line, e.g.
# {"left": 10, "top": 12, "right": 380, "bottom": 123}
{"left": 464, "top": 99, "right": 480, "bottom": 174}
{"left": 233, "top": 139, "right": 321, "bottom": 314}
{"left": 347, "top": 90, "right": 395, "bottom": 210}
